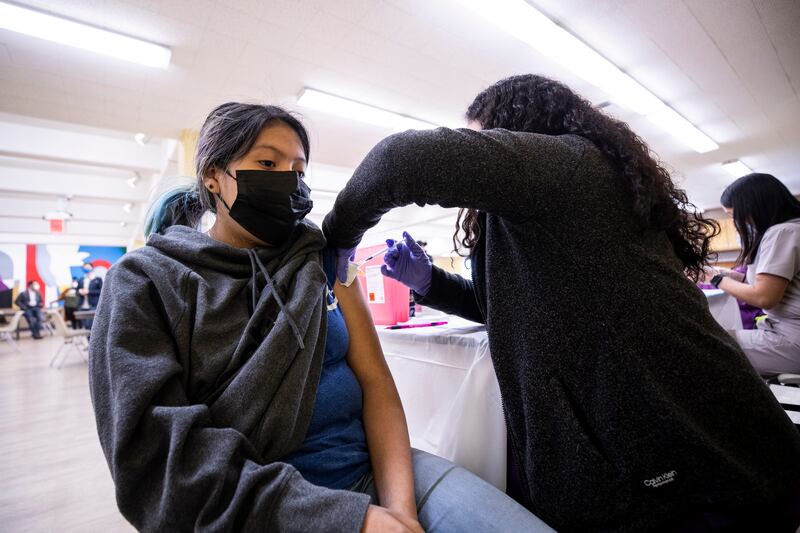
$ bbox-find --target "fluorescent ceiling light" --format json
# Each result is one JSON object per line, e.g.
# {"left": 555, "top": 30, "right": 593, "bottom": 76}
{"left": 646, "top": 106, "right": 718, "bottom": 154}
{"left": 297, "top": 88, "right": 437, "bottom": 131}
{"left": 0, "top": 2, "right": 171, "bottom": 69}
{"left": 721, "top": 160, "right": 752, "bottom": 178}
{"left": 456, "top": 0, "right": 718, "bottom": 153}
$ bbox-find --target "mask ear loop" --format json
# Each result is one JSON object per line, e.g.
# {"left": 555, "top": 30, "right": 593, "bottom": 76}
{"left": 211, "top": 166, "right": 236, "bottom": 212}
{"left": 213, "top": 192, "right": 231, "bottom": 212}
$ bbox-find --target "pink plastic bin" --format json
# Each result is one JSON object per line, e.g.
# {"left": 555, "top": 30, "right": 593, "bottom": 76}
{"left": 354, "top": 244, "right": 410, "bottom": 326}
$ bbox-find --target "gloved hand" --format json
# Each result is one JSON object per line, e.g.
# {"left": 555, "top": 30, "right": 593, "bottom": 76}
{"left": 381, "top": 231, "right": 433, "bottom": 296}
{"left": 335, "top": 247, "right": 357, "bottom": 285}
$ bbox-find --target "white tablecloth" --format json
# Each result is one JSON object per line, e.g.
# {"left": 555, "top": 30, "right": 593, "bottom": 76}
{"left": 377, "top": 316, "right": 507, "bottom": 490}
{"left": 378, "top": 292, "right": 746, "bottom": 491}
{"left": 703, "top": 289, "right": 743, "bottom": 330}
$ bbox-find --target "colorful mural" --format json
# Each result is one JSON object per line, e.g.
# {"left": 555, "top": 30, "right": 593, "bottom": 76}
{"left": 0, "top": 244, "right": 126, "bottom": 306}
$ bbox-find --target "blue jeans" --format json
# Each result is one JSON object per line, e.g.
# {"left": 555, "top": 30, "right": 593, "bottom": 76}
{"left": 350, "top": 449, "right": 554, "bottom": 532}
{"left": 23, "top": 308, "right": 44, "bottom": 337}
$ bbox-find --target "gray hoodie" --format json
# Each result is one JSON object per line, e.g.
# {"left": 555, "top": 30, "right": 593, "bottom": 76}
{"left": 88, "top": 222, "right": 370, "bottom": 532}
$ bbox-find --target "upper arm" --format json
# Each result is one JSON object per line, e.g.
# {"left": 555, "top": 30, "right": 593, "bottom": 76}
{"left": 752, "top": 227, "right": 798, "bottom": 308}
{"left": 332, "top": 278, "right": 394, "bottom": 389}
{"left": 755, "top": 227, "right": 799, "bottom": 281}
{"left": 89, "top": 261, "right": 189, "bottom": 447}
{"left": 380, "top": 128, "right": 529, "bottom": 217}
{"left": 323, "top": 128, "right": 585, "bottom": 248}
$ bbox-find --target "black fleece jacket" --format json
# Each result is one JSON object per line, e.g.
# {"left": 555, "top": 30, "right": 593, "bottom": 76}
{"left": 323, "top": 127, "right": 800, "bottom": 532}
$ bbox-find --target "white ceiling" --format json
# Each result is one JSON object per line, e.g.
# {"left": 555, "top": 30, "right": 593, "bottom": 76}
{"left": 0, "top": 0, "right": 798, "bottom": 255}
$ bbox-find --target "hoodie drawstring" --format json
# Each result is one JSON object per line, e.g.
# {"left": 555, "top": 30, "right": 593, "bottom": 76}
{"left": 247, "top": 249, "right": 305, "bottom": 350}
{"left": 247, "top": 252, "right": 259, "bottom": 312}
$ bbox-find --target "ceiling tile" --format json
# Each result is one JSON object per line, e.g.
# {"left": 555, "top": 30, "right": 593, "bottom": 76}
{"left": 684, "top": 0, "right": 766, "bottom": 48}
{"left": 0, "top": 0, "right": 798, "bottom": 218}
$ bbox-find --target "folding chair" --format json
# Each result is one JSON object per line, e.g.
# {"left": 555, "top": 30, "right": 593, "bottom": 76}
{"left": 49, "top": 310, "right": 90, "bottom": 368}
{"left": 41, "top": 309, "right": 56, "bottom": 336}
{"left": 769, "top": 383, "right": 800, "bottom": 433}
{"left": 777, "top": 374, "right": 800, "bottom": 386}
{"left": 0, "top": 311, "right": 24, "bottom": 353}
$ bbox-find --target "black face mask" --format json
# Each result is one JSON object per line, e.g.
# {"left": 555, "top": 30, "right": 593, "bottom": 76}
{"left": 215, "top": 169, "right": 313, "bottom": 246}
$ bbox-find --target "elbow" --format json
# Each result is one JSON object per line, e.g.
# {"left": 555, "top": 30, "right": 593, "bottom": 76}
{"left": 750, "top": 291, "right": 782, "bottom": 310}
{"left": 756, "top": 296, "right": 781, "bottom": 310}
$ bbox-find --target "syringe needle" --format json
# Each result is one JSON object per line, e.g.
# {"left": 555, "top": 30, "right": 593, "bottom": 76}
{"left": 357, "top": 246, "right": 391, "bottom": 266}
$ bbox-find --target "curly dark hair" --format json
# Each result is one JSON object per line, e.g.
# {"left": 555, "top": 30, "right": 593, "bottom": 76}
{"left": 460, "top": 74, "right": 719, "bottom": 281}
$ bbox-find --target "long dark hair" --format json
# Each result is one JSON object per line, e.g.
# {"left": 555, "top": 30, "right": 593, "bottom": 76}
{"left": 721, "top": 173, "right": 800, "bottom": 265}
{"left": 460, "top": 74, "right": 718, "bottom": 281}
{"left": 145, "top": 103, "right": 310, "bottom": 237}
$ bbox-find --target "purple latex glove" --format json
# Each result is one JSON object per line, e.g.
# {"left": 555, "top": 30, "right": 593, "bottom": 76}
{"left": 335, "top": 247, "right": 357, "bottom": 284}
{"left": 381, "top": 231, "right": 432, "bottom": 296}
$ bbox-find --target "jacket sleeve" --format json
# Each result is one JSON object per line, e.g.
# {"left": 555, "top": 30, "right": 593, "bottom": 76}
{"left": 88, "top": 260, "right": 370, "bottom": 532}
{"left": 322, "top": 127, "right": 584, "bottom": 248}
{"left": 14, "top": 292, "right": 29, "bottom": 310}
{"left": 415, "top": 265, "right": 484, "bottom": 324}
{"left": 89, "top": 278, "right": 102, "bottom": 299}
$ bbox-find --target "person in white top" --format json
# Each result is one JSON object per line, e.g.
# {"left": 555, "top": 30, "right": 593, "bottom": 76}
{"left": 705, "top": 173, "right": 800, "bottom": 376}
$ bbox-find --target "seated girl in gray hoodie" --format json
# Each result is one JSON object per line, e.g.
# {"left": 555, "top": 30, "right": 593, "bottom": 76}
{"left": 87, "top": 102, "right": 551, "bottom": 532}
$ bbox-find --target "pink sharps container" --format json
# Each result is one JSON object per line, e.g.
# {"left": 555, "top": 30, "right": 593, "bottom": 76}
{"left": 353, "top": 244, "right": 410, "bottom": 326}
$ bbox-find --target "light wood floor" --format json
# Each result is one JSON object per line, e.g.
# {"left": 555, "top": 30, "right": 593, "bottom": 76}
{"left": 0, "top": 332, "right": 133, "bottom": 532}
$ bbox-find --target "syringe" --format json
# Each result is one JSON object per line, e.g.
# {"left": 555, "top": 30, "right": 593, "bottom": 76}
{"left": 342, "top": 241, "right": 399, "bottom": 287}
{"left": 354, "top": 245, "right": 392, "bottom": 268}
